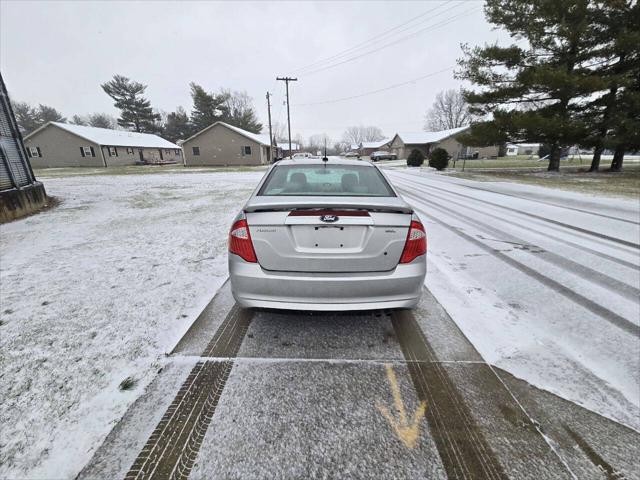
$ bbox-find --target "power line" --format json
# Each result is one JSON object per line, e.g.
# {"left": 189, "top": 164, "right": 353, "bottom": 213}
{"left": 294, "top": 65, "right": 454, "bottom": 107}
{"left": 290, "top": 0, "right": 456, "bottom": 75}
{"left": 298, "top": 5, "right": 480, "bottom": 77}
{"left": 295, "top": 1, "right": 463, "bottom": 76}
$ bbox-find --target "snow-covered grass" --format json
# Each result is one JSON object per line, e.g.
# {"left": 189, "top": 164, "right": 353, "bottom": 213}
{"left": 33, "top": 163, "right": 269, "bottom": 178}
{"left": 446, "top": 164, "right": 640, "bottom": 198}
{"left": 0, "top": 171, "right": 262, "bottom": 478}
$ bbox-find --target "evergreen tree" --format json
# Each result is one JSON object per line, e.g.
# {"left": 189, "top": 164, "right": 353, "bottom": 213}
{"left": 608, "top": 70, "right": 640, "bottom": 171}
{"left": 12, "top": 101, "right": 40, "bottom": 133}
{"left": 429, "top": 148, "right": 450, "bottom": 170}
{"left": 582, "top": 1, "right": 639, "bottom": 171}
{"left": 407, "top": 149, "right": 425, "bottom": 167}
{"left": 101, "top": 74, "right": 160, "bottom": 133}
{"left": 37, "top": 104, "right": 66, "bottom": 124}
{"left": 458, "top": 0, "right": 604, "bottom": 171}
{"left": 189, "top": 83, "right": 229, "bottom": 132}
{"left": 164, "top": 107, "right": 194, "bottom": 143}
{"left": 87, "top": 113, "right": 116, "bottom": 129}
{"left": 11, "top": 101, "right": 65, "bottom": 134}
{"left": 603, "top": 2, "right": 639, "bottom": 171}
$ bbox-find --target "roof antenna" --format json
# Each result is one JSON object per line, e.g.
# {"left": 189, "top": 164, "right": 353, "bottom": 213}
{"left": 322, "top": 137, "right": 328, "bottom": 163}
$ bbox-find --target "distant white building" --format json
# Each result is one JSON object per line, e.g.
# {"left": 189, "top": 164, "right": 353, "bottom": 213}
{"left": 505, "top": 143, "right": 542, "bottom": 156}
{"left": 24, "top": 122, "right": 181, "bottom": 168}
{"left": 276, "top": 141, "right": 301, "bottom": 158}
{"left": 349, "top": 139, "right": 392, "bottom": 156}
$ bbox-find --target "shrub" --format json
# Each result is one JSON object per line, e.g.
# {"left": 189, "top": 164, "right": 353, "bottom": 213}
{"left": 406, "top": 149, "right": 425, "bottom": 167}
{"left": 429, "top": 148, "right": 449, "bottom": 170}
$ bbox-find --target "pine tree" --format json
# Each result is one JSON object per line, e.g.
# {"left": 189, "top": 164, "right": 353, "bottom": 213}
{"left": 189, "top": 83, "right": 229, "bottom": 132}
{"left": 101, "top": 74, "right": 160, "bottom": 133}
{"left": 37, "top": 104, "right": 66, "bottom": 124}
{"left": 12, "top": 101, "right": 40, "bottom": 133}
{"left": 609, "top": 71, "right": 640, "bottom": 171}
{"left": 604, "top": 2, "right": 639, "bottom": 171}
{"left": 163, "top": 107, "right": 194, "bottom": 142}
{"left": 458, "top": 0, "right": 604, "bottom": 171}
{"left": 87, "top": 113, "right": 116, "bottom": 129}
{"left": 582, "top": 1, "right": 639, "bottom": 171}
{"left": 11, "top": 101, "right": 66, "bottom": 134}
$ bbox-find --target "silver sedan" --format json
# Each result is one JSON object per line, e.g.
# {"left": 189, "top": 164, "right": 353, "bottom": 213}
{"left": 228, "top": 158, "right": 426, "bottom": 311}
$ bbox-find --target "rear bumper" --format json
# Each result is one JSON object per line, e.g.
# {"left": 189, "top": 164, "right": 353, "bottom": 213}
{"left": 228, "top": 256, "right": 426, "bottom": 311}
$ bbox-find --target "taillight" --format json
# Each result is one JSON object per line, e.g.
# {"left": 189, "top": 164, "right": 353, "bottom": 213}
{"left": 399, "top": 217, "right": 427, "bottom": 264}
{"left": 228, "top": 213, "right": 257, "bottom": 263}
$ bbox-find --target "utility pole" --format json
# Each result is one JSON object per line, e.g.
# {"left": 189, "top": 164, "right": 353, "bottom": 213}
{"left": 276, "top": 76, "right": 297, "bottom": 157}
{"left": 266, "top": 91, "right": 274, "bottom": 163}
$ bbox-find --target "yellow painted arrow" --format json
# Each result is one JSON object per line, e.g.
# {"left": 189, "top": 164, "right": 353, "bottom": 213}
{"left": 376, "top": 363, "right": 427, "bottom": 449}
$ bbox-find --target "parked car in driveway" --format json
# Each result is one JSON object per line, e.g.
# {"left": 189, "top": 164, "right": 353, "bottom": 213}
{"left": 370, "top": 151, "right": 397, "bottom": 161}
{"left": 343, "top": 151, "right": 359, "bottom": 157}
{"left": 228, "top": 157, "right": 427, "bottom": 311}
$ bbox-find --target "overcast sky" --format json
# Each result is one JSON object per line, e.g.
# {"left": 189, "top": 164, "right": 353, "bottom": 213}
{"left": 1, "top": 0, "right": 511, "bottom": 142}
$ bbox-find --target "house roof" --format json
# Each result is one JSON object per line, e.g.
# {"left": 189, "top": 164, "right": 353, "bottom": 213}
{"left": 25, "top": 122, "right": 179, "bottom": 148}
{"left": 350, "top": 139, "right": 391, "bottom": 150}
{"left": 395, "top": 126, "right": 469, "bottom": 145}
{"left": 276, "top": 141, "right": 301, "bottom": 151}
{"left": 183, "top": 121, "right": 270, "bottom": 146}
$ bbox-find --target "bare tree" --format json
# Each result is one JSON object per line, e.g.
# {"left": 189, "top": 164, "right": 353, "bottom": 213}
{"left": 272, "top": 121, "right": 287, "bottom": 142}
{"left": 70, "top": 115, "right": 88, "bottom": 125}
{"left": 341, "top": 125, "right": 385, "bottom": 145}
{"left": 219, "top": 89, "right": 262, "bottom": 133}
{"left": 334, "top": 141, "right": 351, "bottom": 153}
{"left": 424, "top": 89, "right": 471, "bottom": 131}
{"left": 308, "top": 133, "right": 332, "bottom": 153}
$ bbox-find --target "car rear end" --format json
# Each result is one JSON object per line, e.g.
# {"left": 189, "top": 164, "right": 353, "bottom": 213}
{"left": 228, "top": 159, "right": 426, "bottom": 311}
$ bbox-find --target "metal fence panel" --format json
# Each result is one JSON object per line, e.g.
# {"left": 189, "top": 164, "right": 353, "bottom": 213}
{"left": 0, "top": 136, "right": 30, "bottom": 186}
{"left": 0, "top": 144, "right": 13, "bottom": 190}
{"left": 0, "top": 73, "right": 34, "bottom": 190}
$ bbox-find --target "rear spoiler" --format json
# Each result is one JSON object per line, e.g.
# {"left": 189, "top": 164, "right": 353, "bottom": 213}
{"left": 244, "top": 197, "right": 413, "bottom": 214}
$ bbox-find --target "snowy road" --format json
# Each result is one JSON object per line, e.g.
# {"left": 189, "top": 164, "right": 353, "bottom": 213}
{"left": 79, "top": 169, "right": 639, "bottom": 480}
{"left": 81, "top": 283, "right": 639, "bottom": 480}
{"left": 2, "top": 169, "right": 638, "bottom": 479}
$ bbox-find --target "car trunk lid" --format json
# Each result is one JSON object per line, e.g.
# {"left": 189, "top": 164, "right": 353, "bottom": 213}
{"left": 246, "top": 207, "right": 412, "bottom": 273}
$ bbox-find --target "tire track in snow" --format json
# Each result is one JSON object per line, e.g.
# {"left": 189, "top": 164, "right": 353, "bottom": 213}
{"left": 392, "top": 310, "right": 509, "bottom": 479}
{"left": 399, "top": 189, "right": 640, "bottom": 338}
{"left": 391, "top": 176, "right": 639, "bottom": 271}
{"left": 389, "top": 171, "right": 640, "bottom": 250}
{"left": 395, "top": 180, "right": 640, "bottom": 302}
{"left": 395, "top": 170, "right": 639, "bottom": 225}
{"left": 126, "top": 305, "right": 252, "bottom": 480}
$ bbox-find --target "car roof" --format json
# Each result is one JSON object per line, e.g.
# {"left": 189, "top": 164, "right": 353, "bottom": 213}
{"left": 275, "top": 157, "right": 375, "bottom": 167}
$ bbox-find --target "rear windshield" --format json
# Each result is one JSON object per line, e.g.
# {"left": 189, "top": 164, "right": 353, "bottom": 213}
{"left": 258, "top": 164, "right": 396, "bottom": 197}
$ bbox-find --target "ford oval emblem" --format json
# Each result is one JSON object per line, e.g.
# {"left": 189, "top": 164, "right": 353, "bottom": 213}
{"left": 320, "top": 215, "right": 339, "bottom": 223}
